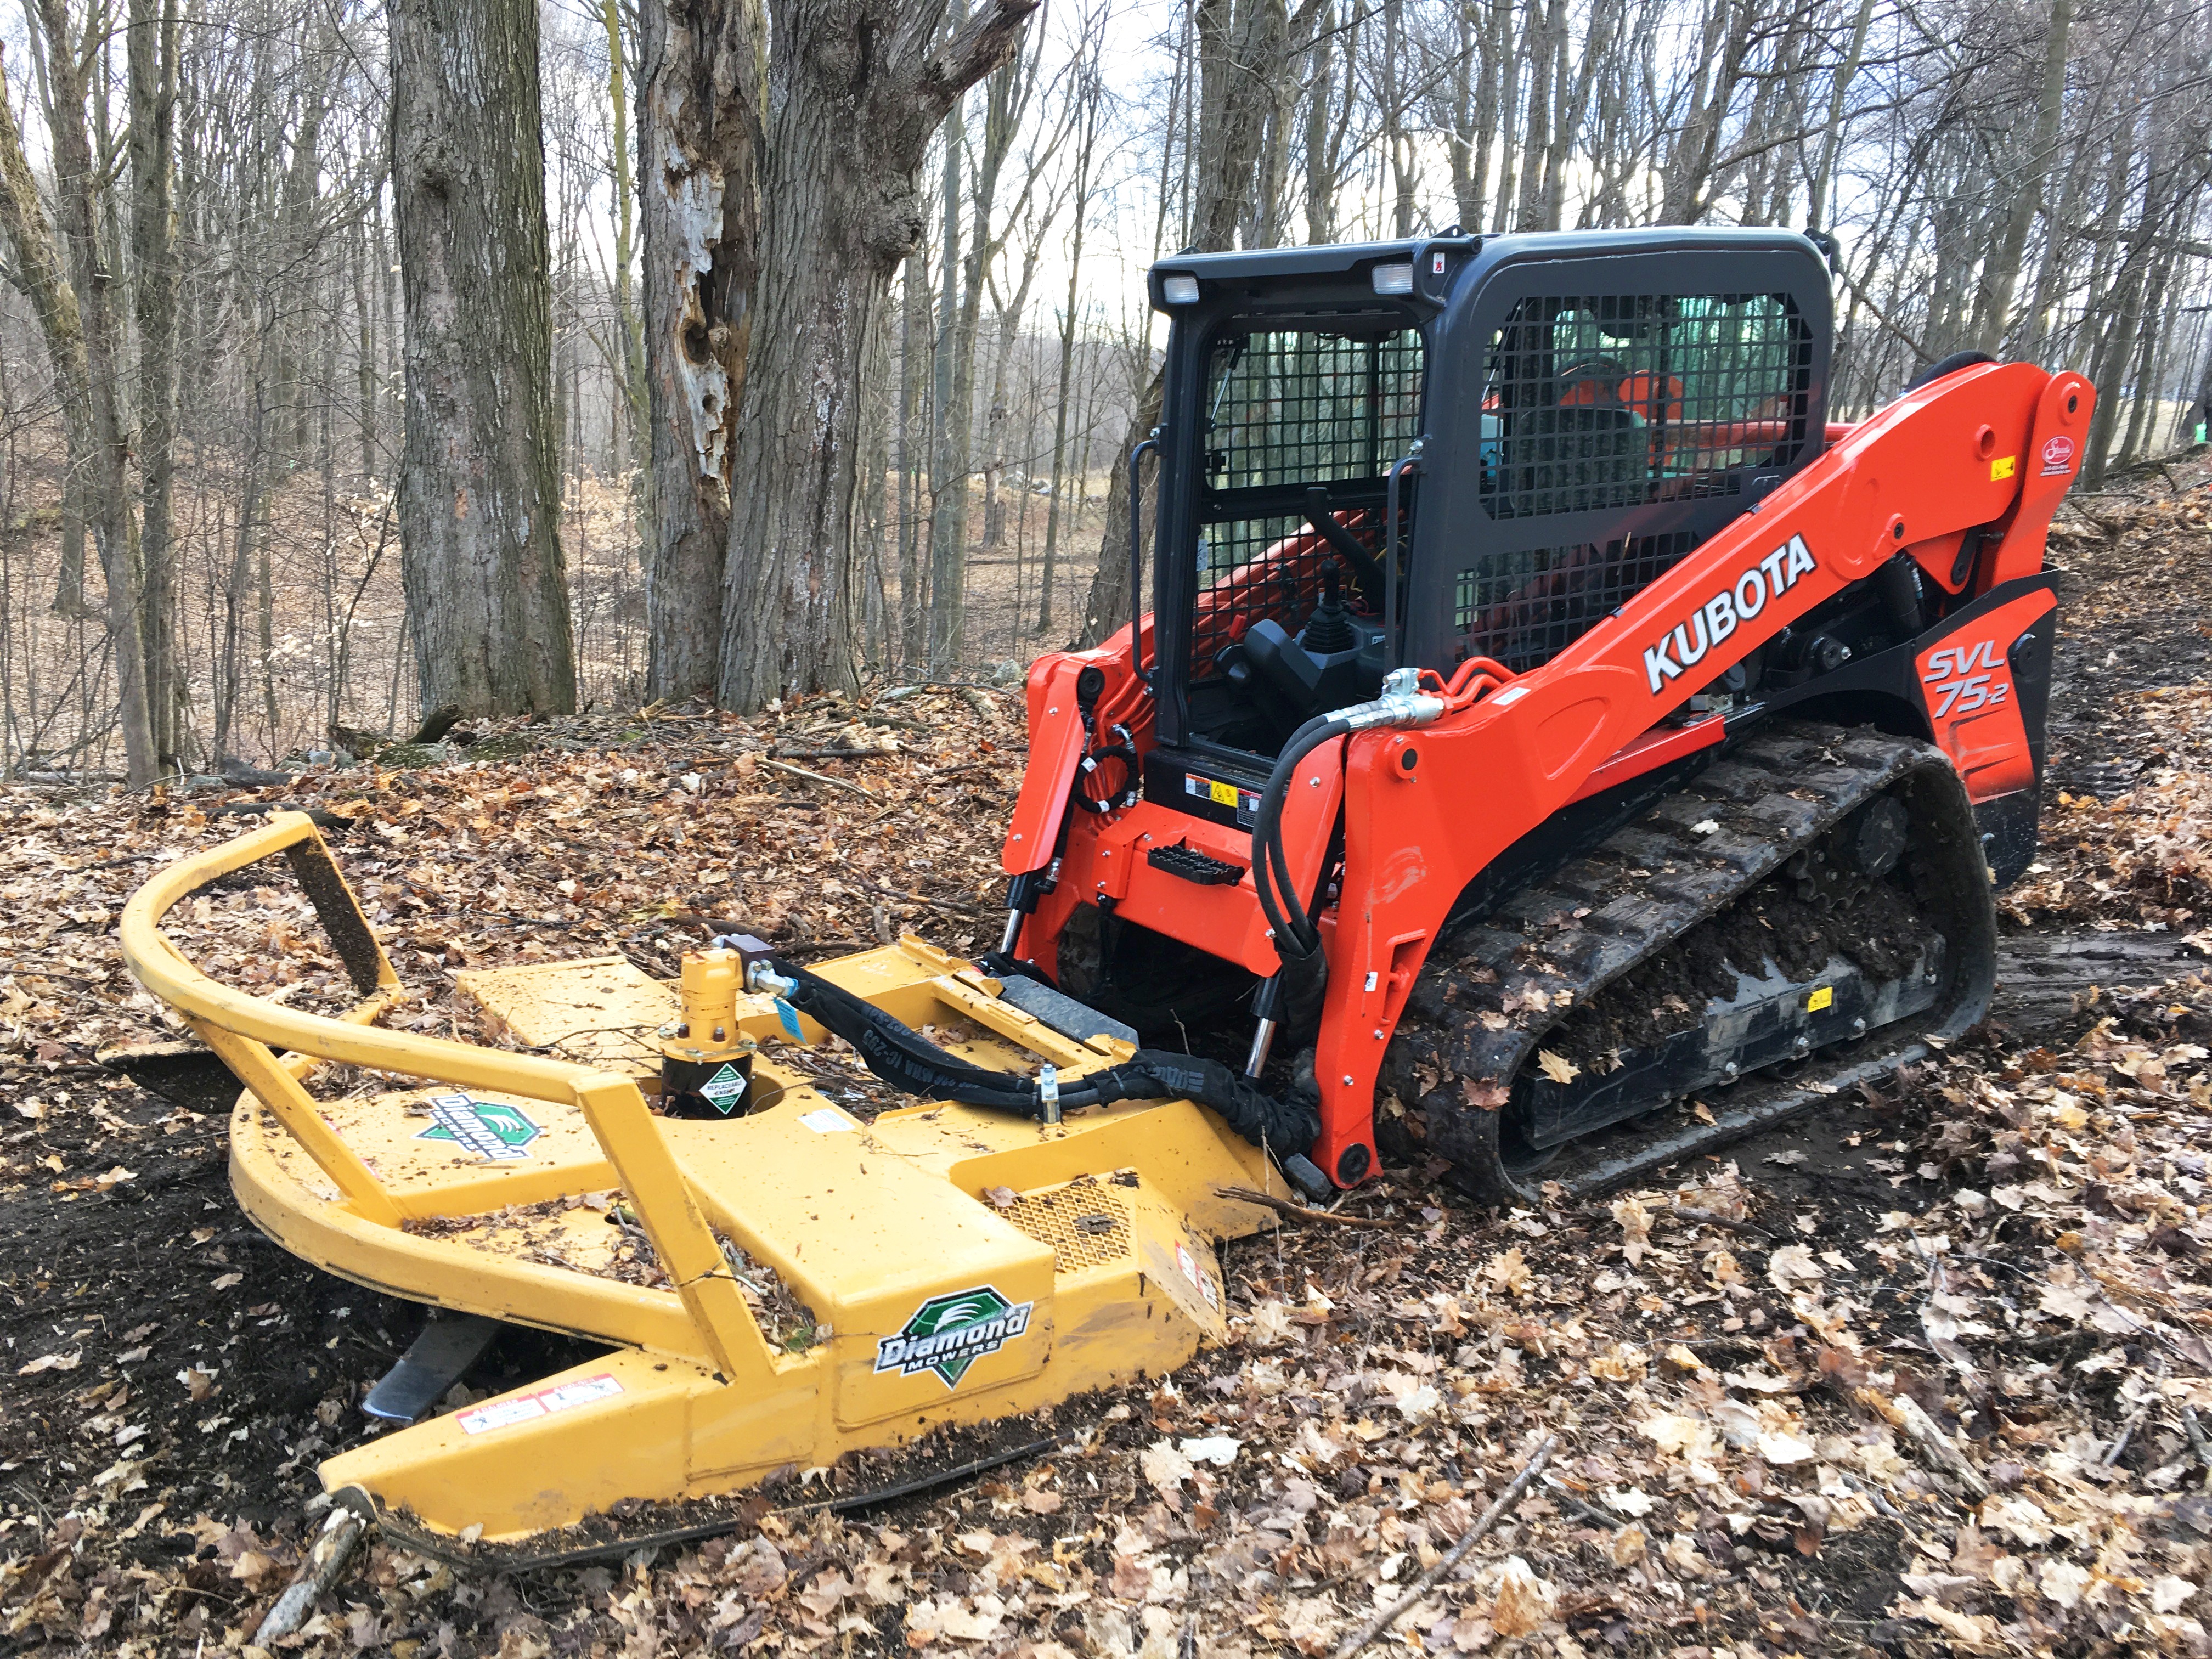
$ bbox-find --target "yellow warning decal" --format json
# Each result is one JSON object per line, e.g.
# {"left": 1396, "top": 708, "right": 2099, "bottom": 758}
{"left": 1991, "top": 455, "right": 2017, "bottom": 481}
{"left": 1209, "top": 779, "right": 1238, "bottom": 806}
{"left": 1807, "top": 986, "right": 1834, "bottom": 1012}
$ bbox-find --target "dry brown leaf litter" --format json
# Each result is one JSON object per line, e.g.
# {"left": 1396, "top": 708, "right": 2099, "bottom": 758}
{"left": 11, "top": 469, "right": 2212, "bottom": 1653}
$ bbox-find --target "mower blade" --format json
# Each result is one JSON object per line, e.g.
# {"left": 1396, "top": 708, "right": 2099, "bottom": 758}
{"left": 995, "top": 975, "right": 1138, "bottom": 1047}
{"left": 363, "top": 1314, "right": 503, "bottom": 1425}
{"left": 98, "top": 1040, "right": 244, "bottom": 1113}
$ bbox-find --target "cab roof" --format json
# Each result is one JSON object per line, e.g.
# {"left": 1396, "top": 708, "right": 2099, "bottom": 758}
{"left": 1146, "top": 227, "right": 1833, "bottom": 311}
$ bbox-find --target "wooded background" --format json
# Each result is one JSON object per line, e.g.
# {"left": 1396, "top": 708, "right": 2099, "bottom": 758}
{"left": 0, "top": 0, "right": 2205, "bottom": 785}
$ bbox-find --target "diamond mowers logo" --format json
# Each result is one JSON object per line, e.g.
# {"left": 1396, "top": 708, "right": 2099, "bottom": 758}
{"left": 415, "top": 1092, "right": 541, "bottom": 1161}
{"left": 873, "top": 1285, "right": 1035, "bottom": 1388}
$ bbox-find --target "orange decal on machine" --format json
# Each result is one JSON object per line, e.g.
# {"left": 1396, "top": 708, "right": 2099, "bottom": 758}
{"left": 1915, "top": 591, "right": 2053, "bottom": 802}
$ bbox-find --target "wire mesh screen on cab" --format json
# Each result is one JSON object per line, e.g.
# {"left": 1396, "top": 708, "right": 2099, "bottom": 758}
{"left": 1455, "top": 291, "right": 1810, "bottom": 674}
{"left": 1190, "top": 328, "right": 1422, "bottom": 676}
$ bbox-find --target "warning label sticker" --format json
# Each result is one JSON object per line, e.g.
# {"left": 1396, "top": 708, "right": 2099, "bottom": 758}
{"left": 457, "top": 1372, "right": 623, "bottom": 1435}
{"left": 1183, "top": 774, "right": 1260, "bottom": 825}
{"left": 697, "top": 1063, "right": 748, "bottom": 1114}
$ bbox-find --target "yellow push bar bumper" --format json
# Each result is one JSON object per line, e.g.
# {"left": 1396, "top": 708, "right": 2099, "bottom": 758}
{"left": 119, "top": 814, "right": 1277, "bottom": 1543}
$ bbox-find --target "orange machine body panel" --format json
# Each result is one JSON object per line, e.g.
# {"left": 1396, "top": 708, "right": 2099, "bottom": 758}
{"left": 1001, "top": 362, "right": 2093, "bottom": 1185}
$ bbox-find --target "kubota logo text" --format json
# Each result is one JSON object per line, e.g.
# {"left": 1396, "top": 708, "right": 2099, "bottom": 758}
{"left": 1643, "top": 534, "right": 1818, "bottom": 694}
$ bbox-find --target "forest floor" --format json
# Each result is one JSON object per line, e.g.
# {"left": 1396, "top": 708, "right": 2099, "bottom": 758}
{"left": 5, "top": 456, "right": 2212, "bottom": 1657}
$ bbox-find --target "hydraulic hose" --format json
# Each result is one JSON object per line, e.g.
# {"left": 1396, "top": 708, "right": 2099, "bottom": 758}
{"left": 1248, "top": 669, "right": 1461, "bottom": 970}
{"left": 1251, "top": 714, "right": 1350, "bottom": 963}
{"left": 760, "top": 957, "right": 1320, "bottom": 1149}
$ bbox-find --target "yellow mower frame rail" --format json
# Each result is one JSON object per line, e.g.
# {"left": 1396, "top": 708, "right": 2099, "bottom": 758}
{"left": 119, "top": 814, "right": 1279, "bottom": 1544}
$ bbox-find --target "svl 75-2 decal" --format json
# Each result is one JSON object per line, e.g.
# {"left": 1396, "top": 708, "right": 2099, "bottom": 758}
{"left": 1921, "top": 639, "right": 2012, "bottom": 718}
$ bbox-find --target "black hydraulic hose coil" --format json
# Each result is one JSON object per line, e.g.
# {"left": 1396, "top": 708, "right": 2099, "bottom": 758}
{"left": 763, "top": 958, "right": 1319, "bottom": 1150}
{"left": 1250, "top": 714, "right": 1351, "bottom": 964}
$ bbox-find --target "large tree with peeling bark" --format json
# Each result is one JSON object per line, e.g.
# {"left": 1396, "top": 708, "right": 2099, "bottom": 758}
{"left": 392, "top": 0, "right": 579, "bottom": 716}
{"left": 639, "top": 0, "right": 1036, "bottom": 709}
{"left": 638, "top": 0, "right": 764, "bottom": 701}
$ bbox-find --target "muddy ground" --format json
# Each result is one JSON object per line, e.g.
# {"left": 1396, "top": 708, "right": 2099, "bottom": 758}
{"left": 5, "top": 455, "right": 2212, "bottom": 1656}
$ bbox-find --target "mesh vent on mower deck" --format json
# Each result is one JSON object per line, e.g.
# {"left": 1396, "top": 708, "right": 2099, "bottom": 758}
{"left": 997, "top": 1176, "right": 1136, "bottom": 1273}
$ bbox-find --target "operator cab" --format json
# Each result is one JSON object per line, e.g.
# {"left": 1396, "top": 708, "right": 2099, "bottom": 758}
{"left": 1139, "top": 230, "right": 1831, "bottom": 830}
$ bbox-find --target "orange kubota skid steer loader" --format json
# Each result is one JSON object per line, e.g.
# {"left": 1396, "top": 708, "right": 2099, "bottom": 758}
{"left": 122, "top": 227, "right": 2089, "bottom": 1552}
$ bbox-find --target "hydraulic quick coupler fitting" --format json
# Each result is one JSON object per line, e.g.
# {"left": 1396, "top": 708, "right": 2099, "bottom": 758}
{"left": 1324, "top": 666, "right": 1448, "bottom": 732}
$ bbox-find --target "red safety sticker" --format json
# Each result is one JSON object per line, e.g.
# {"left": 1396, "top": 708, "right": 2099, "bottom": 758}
{"left": 458, "top": 1372, "right": 624, "bottom": 1435}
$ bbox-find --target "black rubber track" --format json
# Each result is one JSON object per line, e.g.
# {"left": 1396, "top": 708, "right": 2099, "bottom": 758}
{"left": 1380, "top": 721, "right": 1999, "bottom": 1205}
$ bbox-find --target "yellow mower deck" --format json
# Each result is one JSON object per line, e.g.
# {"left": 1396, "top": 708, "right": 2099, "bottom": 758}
{"left": 119, "top": 815, "right": 1279, "bottom": 1544}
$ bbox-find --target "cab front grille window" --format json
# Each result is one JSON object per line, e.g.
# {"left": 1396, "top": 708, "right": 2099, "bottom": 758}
{"left": 1207, "top": 329, "right": 1423, "bottom": 492}
{"left": 1185, "top": 325, "right": 1425, "bottom": 689}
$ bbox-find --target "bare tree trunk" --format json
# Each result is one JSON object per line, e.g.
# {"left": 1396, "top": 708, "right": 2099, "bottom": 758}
{"left": 272, "top": 47, "right": 335, "bottom": 467}
{"left": 1077, "top": 0, "right": 1299, "bottom": 649}
{"left": 1193, "top": 0, "right": 1288, "bottom": 249}
{"left": 1380, "top": 0, "right": 1413, "bottom": 236}
{"left": 213, "top": 343, "right": 270, "bottom": 760}
{"left": 923, "top": 12, "right": 967, "bottom": 674}
{"left": 1493, "top": 0, "right": 1521, "bottom": 219}
{"left": 1443, "top": 0, "right": 1487, "bottom": 230}
{"left": 1542, "top": 0, "right": 1609, "bottom": 229}
{"left": 130, "top": 0, "right": 183, "bottom": 768}
{"left": 1302, "top": 4, "right": 1338, "bottom": 244}
{"left": 1074, "top": 367, "right": 1160, "bottom": 648}
{"left": 1805, "top": 0, "right": 1876, "bottom": 231}
{"left": 1038, "top": 58, "right": 1101, "bottom": 638}
{"left": 1657, "top": 0, "right": 1741, "bottom": 223}
{"left": 638, "top": 0, "right": 763, "bottom": 699}
{"left": 896, "top": 249, "right": 929, "bottom": 663}
{"left": 604, "top": 0, "right": 650, "bottom": 544}
{"left": 26, "top": 0, "right": 156, "bottom": 786}
{"left": 1970, "top": 0, "right": 2072, "bottom": 352}
{"left": 715, "top": 0, "right": 1037, "bottom": 709}
{"left": 391, "top": 0, "right": 578, "bottom": 715}
{"left": 2119, "top": 252, "right": 2176, "bottom": 464}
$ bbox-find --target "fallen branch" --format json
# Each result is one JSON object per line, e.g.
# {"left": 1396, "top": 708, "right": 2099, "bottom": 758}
{"left": 1672, "top": 1206, "right": 1774, "bottom": 1240}
{"left": 1330, "top": 1434, "right": 1556, "bottom": 1659}
{"left": 1541, "top": 1472, "right": 1623, "bottom": 1530}
{"left": 758, "top": 758, "right": 874, "bottom": 799}
{"left": 770, "top": 746, "right": 900, "bottom": 762}
{"left": 2183, "top": 1404, "right": 2212, "bottom": 1486}
{"left": 253, "top": 1507, "right": 368, "bottom": 1645}
{"left": 1859, "top": 1387, "right": 1989, "bottom": 1500}
{"left": 2104, "top": 1407, "right": 2151, "bottom": 1469}
{"left": 1215, "top": 1184, "right": 1393, "bottom": 1231}
{"left": 1837, "top": 1469, "right": 1904, "bottom": 1520}
{"left": 855, "top": 879, "right": 976, "bottom": 917}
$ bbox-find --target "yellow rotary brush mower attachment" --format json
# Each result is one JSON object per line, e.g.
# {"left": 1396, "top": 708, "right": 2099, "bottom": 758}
{"left": 118, "top": 813, "right": 1289, "bottom": 1550}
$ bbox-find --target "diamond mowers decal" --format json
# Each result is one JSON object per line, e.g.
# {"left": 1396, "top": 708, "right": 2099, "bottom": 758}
{"left": 415, "top": 1093, "right": 541, "bottom": 1161}
{"left": 873, "top": 1285, "right": 1035, "bottom": 1389}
